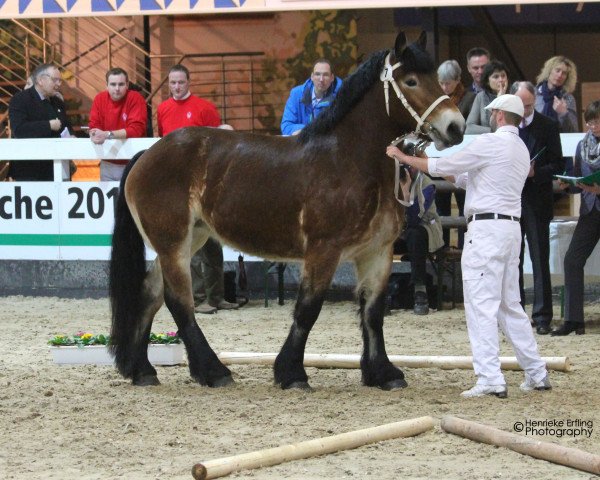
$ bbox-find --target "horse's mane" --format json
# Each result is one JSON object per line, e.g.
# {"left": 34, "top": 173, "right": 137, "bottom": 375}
{"left": 298, "top": 41, "right": 434, "bottom": 143}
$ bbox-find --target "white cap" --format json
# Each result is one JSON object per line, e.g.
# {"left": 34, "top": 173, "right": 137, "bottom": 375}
{"left": 484, "top": 94, "right": 524, "bottom": 117}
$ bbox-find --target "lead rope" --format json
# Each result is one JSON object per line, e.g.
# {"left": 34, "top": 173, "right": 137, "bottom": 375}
{"left": 391, "top": 135, "right": 422, "bottom": 207}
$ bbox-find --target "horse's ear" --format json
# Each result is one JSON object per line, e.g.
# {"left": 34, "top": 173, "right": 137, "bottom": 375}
{"left": 394, "top": 32, "right": 407, "bottom": 59}
{"left": 417, "top": 31, "right": 428, "bottom": 50}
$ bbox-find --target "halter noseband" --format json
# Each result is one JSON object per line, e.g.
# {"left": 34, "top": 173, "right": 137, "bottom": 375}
{"left": 379, "top": 52, "right": 449, "bottom": 136}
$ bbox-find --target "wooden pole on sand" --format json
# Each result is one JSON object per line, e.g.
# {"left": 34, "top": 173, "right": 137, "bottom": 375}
{"left": 217, "top": 352, "right": 572, "bottom": 372}
{"left": 191, "top": 416, "right": 435, "bottom": 480}
{"left": 441, "top": 416, "right": 600, "bottom": 475}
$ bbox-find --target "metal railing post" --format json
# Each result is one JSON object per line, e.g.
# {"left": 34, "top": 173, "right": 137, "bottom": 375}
{"left": 221, "top": 56, "right": 226, "bottom": 124}
{"left": 107, "top": 36, "right": 112, "bottom": 70}
{"left": 250, "top": 58, "right": 255, "bottom": 132}
{"left": 25, "top": 36, "right": 30, "bottom": 76}
{"left": 42, "top": 19, "right": 47, "bottom": 62}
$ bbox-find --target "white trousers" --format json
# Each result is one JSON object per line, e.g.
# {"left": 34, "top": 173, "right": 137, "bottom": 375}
{"left": 462, "top": 219, "right": 547, "bottom": 386}
{"left": 100, "top": 161, "right": 127, "bottom": 181}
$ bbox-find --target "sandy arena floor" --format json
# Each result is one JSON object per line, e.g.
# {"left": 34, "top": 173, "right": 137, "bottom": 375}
{"left": 1, "top": 296, "right": 598, "bottom": 479}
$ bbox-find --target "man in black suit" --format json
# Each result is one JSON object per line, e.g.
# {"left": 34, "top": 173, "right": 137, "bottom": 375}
{"left": 511, "top": 81, "right": 564, "bottom": 334}
{"left": 8, "top": 63, "right": 73, "bottom": 181}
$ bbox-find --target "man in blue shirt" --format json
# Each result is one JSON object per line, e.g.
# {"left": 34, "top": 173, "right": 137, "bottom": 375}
{"left": 280, "top": 59, "right": 342, "bottom": 136}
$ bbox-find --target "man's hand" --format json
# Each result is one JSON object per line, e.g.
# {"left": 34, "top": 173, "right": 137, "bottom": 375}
{"left": 49, "top": 118, "right": 62, "bottom": 132}
{"left": 553, "top": 97, "right": 568, "bottom": 116}
{"left": 386, "top": 145, "right": 410, "bottom": 164}
{"left": 528, "top": 160, "right": 535, "bottom": 178}
{"left": 556, "top": 179, "right": 570, "bottom": 190}
{"left": 89, "top": 128, "right": 107, "bottom": 145}
{"left": 578, "top": 182, "right": 600, "bottom": 195}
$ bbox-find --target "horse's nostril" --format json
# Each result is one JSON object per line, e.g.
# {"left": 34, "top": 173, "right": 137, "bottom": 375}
{"left": 448, "top": 121, "right": 465, "bottom": 145}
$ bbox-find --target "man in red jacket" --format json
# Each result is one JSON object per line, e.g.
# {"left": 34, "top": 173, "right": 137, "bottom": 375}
{"left": 157, "top": 64, "right": 238, "bottom": 315}
{"left": 89, "top": 68, "right": 147, "bottom": 181}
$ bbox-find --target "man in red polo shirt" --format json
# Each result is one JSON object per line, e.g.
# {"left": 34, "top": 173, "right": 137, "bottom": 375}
{"left": 157, "top": 64, "right": 238, "bottom": 315}
{"left": 89, "top": 67, "right": 147, "bottom": 181}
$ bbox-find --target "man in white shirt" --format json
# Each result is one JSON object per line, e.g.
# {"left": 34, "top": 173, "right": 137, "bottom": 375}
{"left": 386, "top": 94, "right": 551, "bottom": 398}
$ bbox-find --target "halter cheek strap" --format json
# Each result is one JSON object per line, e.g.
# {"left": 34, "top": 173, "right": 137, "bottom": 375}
{"left": 380, "top": 52, "right": 449, "bottom": 135}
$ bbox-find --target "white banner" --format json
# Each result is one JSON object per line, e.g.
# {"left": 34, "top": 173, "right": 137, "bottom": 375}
{"left": 1, "top": 0, "right": 595, "bottom": 20}
{"left": 0, "top": 181, "right": 256, "bottom": 261}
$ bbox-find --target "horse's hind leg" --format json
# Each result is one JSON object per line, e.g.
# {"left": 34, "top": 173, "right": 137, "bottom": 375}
{"left": 274, "top": 252, "right": 339, "bottom": 390}
{"left": 130, "top": 260, "right": 165, "bottom": 385}
{"left": 160, "top": 248, "right": 233, "bottom": 387}
{"left": 355, "top": 250, "right": 407, "bottom": 390}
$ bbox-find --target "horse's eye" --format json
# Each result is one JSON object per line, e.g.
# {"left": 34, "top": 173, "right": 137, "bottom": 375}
{"left": 404, "top": 79, "right": 418, "bottom": 87}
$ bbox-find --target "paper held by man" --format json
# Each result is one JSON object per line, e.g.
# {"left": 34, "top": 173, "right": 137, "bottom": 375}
{"left": 554, "top": 169, "right": 600, "bottom": 186}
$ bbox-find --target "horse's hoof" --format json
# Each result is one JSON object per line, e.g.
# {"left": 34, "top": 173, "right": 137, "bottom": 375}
{"left": 283, "top": 381, "right": 313, "bottom": 391}
{"left": 380, "top": 378, "right": 408, "bottom": 391}
{"left": 210, "top": 375, "right": 234, "bottom": 388}
{"left": 132, "top": 375, "right": 160, "bottom": 386}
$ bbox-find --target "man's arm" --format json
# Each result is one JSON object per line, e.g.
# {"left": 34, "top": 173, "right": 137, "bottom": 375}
{"left": 123, "top": 93, "right": 148, "bottom": 139}
{"left": 386, "top": 145, "right": 431, "bottom": 173}
{"left": 534, "top": 118, "right": 564, "bottom": 184}
{"left": 9, "top": 92, "right": 55, "bottom": 138}
{"left": 53, "top": 97, "right": 75, "bottom": 136}
{"left": 199, "top": 102, "right": 221, "bottom": 127}
{"left": 157, "top": 104, "right": 164, "bottom": 137}
{"left": 280, "top": 88, "right": 305, "bottom": 136}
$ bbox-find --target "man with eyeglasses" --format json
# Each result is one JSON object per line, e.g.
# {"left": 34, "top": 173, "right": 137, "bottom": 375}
{"left": 280, "top": 59, "right": 341, "bottom": 136}
{"left": 8, "top": 63, "right": 74, "bottom": 181}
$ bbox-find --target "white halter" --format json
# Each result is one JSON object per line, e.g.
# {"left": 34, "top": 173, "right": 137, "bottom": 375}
{"left": 380, "top": 52, "right": 448, "bottom": 207}
{"left": 379, "top": 52, "right": 449, "bottom": 135}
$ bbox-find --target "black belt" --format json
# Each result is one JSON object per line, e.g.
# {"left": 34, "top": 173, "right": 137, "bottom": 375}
{"left": 467, "top": 213, "right": 520, "bottom": 224}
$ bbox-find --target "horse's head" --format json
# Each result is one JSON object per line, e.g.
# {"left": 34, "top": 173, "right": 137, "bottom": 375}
{"left": 383, "top": 31, "right": 465, "bottom": 150}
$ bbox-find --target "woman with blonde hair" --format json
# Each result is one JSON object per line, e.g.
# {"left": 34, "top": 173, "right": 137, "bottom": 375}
{"left": 535, "top": 56, "right": 578, "bottom": 132}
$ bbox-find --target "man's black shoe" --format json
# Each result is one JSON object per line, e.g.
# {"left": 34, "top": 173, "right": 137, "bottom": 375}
{"left": 551, "top": 322, "right": 585, "bottom": 336}
{"left": 536, "top": 323, "right": 551, "bottom": 335}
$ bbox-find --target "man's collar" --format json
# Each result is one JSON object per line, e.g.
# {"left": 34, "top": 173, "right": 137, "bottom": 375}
{"left": 34, "top": 85, "right": 47, "bottom": 100}
{"left": 496, "top": 125, "right": 519, "bottom": 134}
{"left": 472, "top": 82, "right": 483, "bottom": 93}
{"left": 521, "top": 111, "right": 534, "bottom": 128}
{"left": 178, "top": 91, "right": 192, "bottom": 101}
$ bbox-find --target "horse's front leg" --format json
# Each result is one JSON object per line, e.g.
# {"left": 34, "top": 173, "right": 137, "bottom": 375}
{"left": 355, "top": 249, "right": 407, "bottom": 390}
{"left": 274, "top": 252, "right": 340, "bottom": 390}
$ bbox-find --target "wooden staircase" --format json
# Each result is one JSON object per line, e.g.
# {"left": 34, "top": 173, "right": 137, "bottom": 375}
{"left": 0, "top": 18, "right": 280, "bottom": 138}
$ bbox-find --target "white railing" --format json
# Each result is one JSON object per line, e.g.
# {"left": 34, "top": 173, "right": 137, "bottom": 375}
{"left": 0, "top": 134, "right": 584, "bottom": 261}
{"left": 0, "top": 133, "right": 583, "bottom": 176}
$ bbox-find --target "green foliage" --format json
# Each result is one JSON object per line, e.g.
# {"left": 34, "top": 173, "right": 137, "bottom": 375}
{"left": 255, "top": 10, "right": 359, "bottom": 133}
{"left": 284, "top": 10, "right": 359, "bottom": 85}
{"left": 48, "top": 332, "right": 181, "bottom": 347}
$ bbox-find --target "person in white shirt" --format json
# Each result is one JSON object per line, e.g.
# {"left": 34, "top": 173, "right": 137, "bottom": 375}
{"left": 386, "top": 94, "right": 551, "bottom": 399}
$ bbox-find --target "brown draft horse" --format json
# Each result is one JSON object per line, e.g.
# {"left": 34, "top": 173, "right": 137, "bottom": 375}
{"left": 109, "top": 32, "right": 465, "bottom": 390}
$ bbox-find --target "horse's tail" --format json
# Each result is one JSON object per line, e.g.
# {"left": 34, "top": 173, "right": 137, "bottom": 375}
{"left": 108, "top": 150, "right": 147, "bottom": 378}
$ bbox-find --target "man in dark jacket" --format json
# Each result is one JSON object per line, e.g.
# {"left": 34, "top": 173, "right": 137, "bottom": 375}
{"left": 511, "top": 81, "right": 564, "bottom": 335}
{"left": 8, "top": 63, "right": 73, "bottom": 181}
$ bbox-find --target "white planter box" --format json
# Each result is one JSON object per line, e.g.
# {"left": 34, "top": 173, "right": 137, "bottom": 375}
{"left": 50, "top": 344, "right": 185, "bottom": 366}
